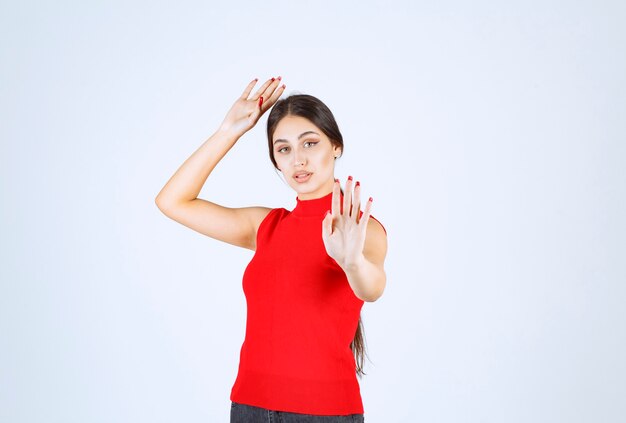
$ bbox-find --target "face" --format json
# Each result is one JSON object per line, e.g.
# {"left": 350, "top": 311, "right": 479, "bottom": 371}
{"left": 272, "top": 115, "right": 341, "bottom": 200}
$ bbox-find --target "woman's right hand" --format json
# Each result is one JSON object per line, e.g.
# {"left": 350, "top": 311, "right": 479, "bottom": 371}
{"left": 218, "top": 76, "right": 286, "bottom": 138}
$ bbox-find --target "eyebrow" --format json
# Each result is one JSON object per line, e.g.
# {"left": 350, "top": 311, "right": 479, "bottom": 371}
{"left": 273, "top": 131, "right": 320, "bottom": 145}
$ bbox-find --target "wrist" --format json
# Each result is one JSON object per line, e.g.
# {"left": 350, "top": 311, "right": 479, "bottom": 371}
{"left": 341, "top": 253, "right": 366, "bottom": 273}
{"left": 214, "top": 126, "right": 242, "bottom": 142}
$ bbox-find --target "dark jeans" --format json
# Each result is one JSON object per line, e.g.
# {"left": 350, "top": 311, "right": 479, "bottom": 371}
{"left": 230, "top": 401, "right": 365, "bottom": 423}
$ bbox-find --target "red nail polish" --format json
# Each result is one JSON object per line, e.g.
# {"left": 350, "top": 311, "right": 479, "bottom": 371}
{"left": 259, "top": 96, "right": 263, "bottom": 107}
{"left": 369, "top": 197, "right": 373, "bottom": 202}
{"left": 271, "top": 77, "right": 275, "bottom": 81}
{"left": 355, "top": 181, "right": 360, "bottom": 187}
{"left": 334, "top": 178, "right": 339, "bottom": 183}
{"left": 348, "top": 175, "right": 353, "bottom": 181}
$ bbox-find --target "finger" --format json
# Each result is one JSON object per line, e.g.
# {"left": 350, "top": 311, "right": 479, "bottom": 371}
{"left": 353, "top": 180, "right": 362, "bottom": 223}
{"left": 260, "top": 76, "right": 283, "bottom": 104}
{"left": 332, "top": 178, "right": 341, "bottom": 215}
{"left": 240, "top": 78, "right": 258, "bottom": 100}
{"left": 343, "top": 176, "right": 353, "bottom": 217}
{"left": 251, "top": 76, "right": 279, "bottom": 100}
{"left": 360, "top": 195, "right": 373, "bottom": 233}
{"left": 247, "top": 96, "right": 264, "bottom": 124}
{"left": 264, "top": 83, "right": 286, "bottom": 108}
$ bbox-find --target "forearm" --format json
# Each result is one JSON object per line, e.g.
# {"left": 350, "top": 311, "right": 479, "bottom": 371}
{"left": 341, "top": 254, "right": 386, "bottom": 302}
{"left": 155, "top": 129, "right": 239, "bottom": 208}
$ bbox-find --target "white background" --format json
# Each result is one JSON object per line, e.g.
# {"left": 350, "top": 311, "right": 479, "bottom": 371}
{"left": 1, "top": 1, "right": 624, "bottom": 422}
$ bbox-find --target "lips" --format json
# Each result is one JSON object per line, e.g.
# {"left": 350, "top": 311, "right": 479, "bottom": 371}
{"left": 293, "top": 172, "right": 312, "bottom": 182}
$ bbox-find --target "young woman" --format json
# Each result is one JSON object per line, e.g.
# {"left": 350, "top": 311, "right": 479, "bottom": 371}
{"left": 155, "top": 76, "right": 388, "bottom": 422}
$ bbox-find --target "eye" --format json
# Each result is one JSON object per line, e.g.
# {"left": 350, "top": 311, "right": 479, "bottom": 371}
{"left": 277, "top": 141, "right": 317, "bottom": 154}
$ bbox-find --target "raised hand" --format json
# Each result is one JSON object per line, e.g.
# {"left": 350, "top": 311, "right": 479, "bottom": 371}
{"left": 218, "top": 76, "right": 286, "bottom": 138}
{"left": 321, "top": 176, "right": 374, "bottom": 270}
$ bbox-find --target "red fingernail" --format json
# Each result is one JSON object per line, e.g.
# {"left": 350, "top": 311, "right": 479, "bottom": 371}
{"left": 271, "top": 77, "right": 275, "bottom": 81}
{"left": 369, "top": 197, "right": 373, "bottom": 202}
{"left": 356, "top": 181, "right": 360, "bottom": 187}
{"left": 259, "top": 96, "right": 263, "bottom": 107}
{"left": 348, "top": 175, "right": 353, "bottom": 181}
{"left": 334, "top": 178, "right": 339, "bottom": 183}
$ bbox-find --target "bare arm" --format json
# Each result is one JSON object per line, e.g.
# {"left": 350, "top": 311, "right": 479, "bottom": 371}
{"left": 155, "top": 77, "right": 286, "bottom": 251}
{"left": 155, "top": 129, "right": 239, "bottom": 206}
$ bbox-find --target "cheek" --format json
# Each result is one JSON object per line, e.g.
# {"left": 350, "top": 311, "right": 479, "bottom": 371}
{"left": 274, "top": 153, "right": 286, "bottom": 167}
{"left": 311, "top": 148, "right": 332, "bottom": 164}
{"left": 275, "top": 157, "right": 292, "bottom": 173}
{"left": 321, "top": 154, "right": 336, "bottom": 169}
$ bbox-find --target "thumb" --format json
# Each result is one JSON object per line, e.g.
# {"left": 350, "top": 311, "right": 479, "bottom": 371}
{"left": 248, "top": 96, "right": 264, "bottom": 126}
{"left": 321, "top": 209, "right": 333, "bottom": 240}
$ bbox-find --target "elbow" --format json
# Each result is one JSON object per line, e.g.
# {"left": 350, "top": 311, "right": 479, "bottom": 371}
{"left": 362, "top": 293, "right": 382, "bottom": 303}
{"left": 371, "top": 275, "right": 387, "bottom": 302}
{"left": 364, "top": 290, "right": 383, "bottom": 303}
{"left": 155, "top": 195, "right": 172, "bottom": 214}
{"left": 361, "top": 277, "right": 386, "bottom": 303}
{"left": 155, "top": 196, "right": 165, "bottom": 211}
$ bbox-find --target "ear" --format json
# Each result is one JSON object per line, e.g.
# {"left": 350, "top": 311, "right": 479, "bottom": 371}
{"left": 333, "top": 144, "right": 342, "bottom": 158}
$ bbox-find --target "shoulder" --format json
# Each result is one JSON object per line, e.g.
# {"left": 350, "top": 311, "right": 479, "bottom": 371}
{"left": 248, "top": 206, "right": 286, "bottom": 227}
{"left": 252, "top": 207, "right": 289, "bottom": 236}
{"left": 234, "top": 206, "right": 286, "bottom": 251}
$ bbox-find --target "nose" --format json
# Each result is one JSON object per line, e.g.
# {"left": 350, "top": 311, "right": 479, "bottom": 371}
{"left": 294, "top": 150, "right": 306, "bottom": 167}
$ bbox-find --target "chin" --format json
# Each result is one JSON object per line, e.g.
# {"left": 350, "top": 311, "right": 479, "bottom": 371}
{"left": 292, "top": 183, "right": 319, "bottom": 195}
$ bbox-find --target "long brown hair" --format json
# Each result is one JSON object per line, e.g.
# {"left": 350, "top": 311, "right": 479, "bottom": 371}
{"left": 266, "top": 93, "right": 369, "bottom": 378}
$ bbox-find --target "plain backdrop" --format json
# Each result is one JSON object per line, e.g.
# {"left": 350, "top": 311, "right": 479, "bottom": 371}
{"left": 1, "top": 1, "right": 625, "bottom": 422}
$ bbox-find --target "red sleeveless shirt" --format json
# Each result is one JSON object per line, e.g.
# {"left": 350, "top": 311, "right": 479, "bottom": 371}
{"left": 229, "top": 190, "right": 385, "bottom": 415}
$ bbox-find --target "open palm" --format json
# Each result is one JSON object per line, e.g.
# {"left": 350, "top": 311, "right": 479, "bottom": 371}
{"left": 218, "top": 76, "right": 286, "bottom": 138}
{"left": 322, "top": 177, "right": 373, "bottom": 269}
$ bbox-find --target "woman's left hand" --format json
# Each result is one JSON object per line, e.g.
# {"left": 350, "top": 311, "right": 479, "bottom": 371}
{"left": 322, "top": 176, "right": 373, "bottom": 270}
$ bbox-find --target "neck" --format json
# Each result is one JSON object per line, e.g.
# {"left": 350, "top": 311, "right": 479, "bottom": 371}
{"left": 292, "top": 190, "right": 343, "bottom": 217}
